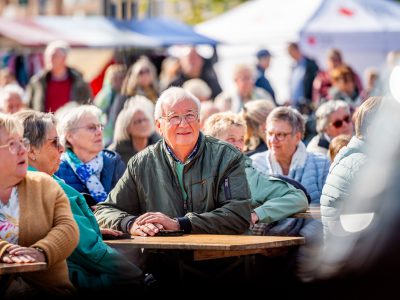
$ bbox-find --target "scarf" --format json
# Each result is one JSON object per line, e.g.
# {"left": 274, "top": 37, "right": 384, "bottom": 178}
{"left": 64, "top": 149, "right": 108, "bottom": 203}
{"left": 267, "top": 141, "right": 308, "bottom": 181}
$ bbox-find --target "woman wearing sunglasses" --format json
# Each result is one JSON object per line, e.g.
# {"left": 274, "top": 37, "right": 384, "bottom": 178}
{"left": 55, "top": 105, "right": 126, "bottom": 208}
{"left": 307, "top": 100, "right": 353, "bottom": 156}
{"left": 0, "top": 112, "right": 78, "bottom": 297}
{"left": 15, "top": 110, "right": 145, "bottom": 294}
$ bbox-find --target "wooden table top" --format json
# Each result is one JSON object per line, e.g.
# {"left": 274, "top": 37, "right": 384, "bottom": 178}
{"left": 292, "top": 206, "right": 321, "bottom": 219}
{"left": 0, "top": 262, "right": 47, "bottom": 275}
{"left": 106, "top": 234, "right": 305, "bottom": 251}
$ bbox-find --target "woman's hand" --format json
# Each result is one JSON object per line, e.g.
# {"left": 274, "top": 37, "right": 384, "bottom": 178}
{"left": 1, "top": 245, "right": 44, "bottom": 263}
{"left": 100, "top": 228, "right": 123, "bottom": 237}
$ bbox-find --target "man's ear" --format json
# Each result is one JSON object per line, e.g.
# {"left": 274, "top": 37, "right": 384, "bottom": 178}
{"left": 156, "top": 119, "right": 163, "bottom": 136}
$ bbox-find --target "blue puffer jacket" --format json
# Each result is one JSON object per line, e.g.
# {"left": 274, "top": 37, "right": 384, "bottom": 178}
{"left": 55, "top": 149, "right": 126, "bottom": 198}
{"left": 251, "top": 150, "right": 330, "bottom": 204}
{"left": 320, "top": 137, "right": 367, "bottom": 239}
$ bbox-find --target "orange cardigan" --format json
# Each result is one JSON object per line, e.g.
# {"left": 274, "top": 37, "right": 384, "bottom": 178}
{"left": 0, "top": 171, "right": 79, "bottom": 296}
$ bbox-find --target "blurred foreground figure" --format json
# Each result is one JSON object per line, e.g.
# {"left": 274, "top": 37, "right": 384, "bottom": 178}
{"left": 307, "top": 67, "right": 400, "bottom": 297}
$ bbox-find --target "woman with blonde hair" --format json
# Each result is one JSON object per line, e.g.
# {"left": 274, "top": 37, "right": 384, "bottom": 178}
{"left": 108, "top": 96, "right": 160, "bottom": 164}
{"left": 0, "top": 112, "right": 78, "bottom": 297}
{"left": 240, "top": 99, "right": 276, "bottom": 156}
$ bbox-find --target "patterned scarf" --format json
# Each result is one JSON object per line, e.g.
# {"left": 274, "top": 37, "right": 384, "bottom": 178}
{"left": 64, "top": 149, "right": 108, "bottom": 203}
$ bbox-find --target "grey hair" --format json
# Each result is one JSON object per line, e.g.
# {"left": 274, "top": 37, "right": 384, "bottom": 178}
{"left": 233, "top": 64, "right": 255, "bottom": 81}
{"left": 182, "top": 78, "right": 212, "bottom": 100}
{"left": 203, "top": 111, "right": 246, "bottom": 138}
{"left": 315, "top": 100, "right": 351, "bottom": 133}
{"left": 57, "top": 104, "right": 102, "bottom": 149}
{"left": 0, "top": 84, "right": 25, "bottom": 109}
{"left": 267, "top": 107, "right": 305, "bottom": 137}
{"left": 113, "top": 102, "right": 155, "bottom": 143}
{"left": 154, "top": 87, "right": 201, "bottom": 120}
{"left": 44, "top": 40, "right": 70, "bottom": 59}
{"left": 14, "top": 110, "right": 56, "bottom": 149}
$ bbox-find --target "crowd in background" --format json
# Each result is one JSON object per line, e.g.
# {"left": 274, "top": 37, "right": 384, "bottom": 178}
{"left": 0, "top": 39, "right": 397, "bottom": 297}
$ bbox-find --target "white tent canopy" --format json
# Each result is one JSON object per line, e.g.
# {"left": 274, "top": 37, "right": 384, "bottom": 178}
{"left": 196, "top": 0, "right": 400, "bottom": 104}
{"left": 195, "top": 0, "right": 323, "bottom": 103}
{"left": 300, "top": 0, "right": 400, "bottom": 77}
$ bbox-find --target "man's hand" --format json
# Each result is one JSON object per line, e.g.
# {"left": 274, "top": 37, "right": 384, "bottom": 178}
{"left": 130, "top": 221, "right": 164, "bottom": 237}
{"left": 251, "top": 212, "right": 259, "bottom": 226}
{"left": 136, "top": 212, "right": 180, "bottom": 231}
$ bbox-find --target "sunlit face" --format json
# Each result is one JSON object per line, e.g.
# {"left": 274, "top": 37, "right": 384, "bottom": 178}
{"left": 266, "top": 119, "right": 301, "bottom": 162}
{"left": 48, "top": 49, "right": 67, "bottom": 70}
{"left": 0, "top": 128, "right": 28, "bottom": 183}
{"left": 325, "top": 108, "right": 353, "bottom": 138}
{"left": 217, "top": 126, "right": 245, "bottom": 152}
{"left": 67, "top": 113, "right": 104, "bottom": 158}
{"left": 137, "top": 68, "right": 153, "bottom": 88}
{"left": 156, "top": 98, "right": 200, "bottom": 153}
{"left": 235, "top": 69, "right": 254, "bottom": 98}
{"left": 32, "top": 126, "right": 64, "bottom": 175}
{"left": 128, "top": 110, "right": 152, "bottom": 139}
{"left": 4, "top": 93, "right": 24, "bottom": 114}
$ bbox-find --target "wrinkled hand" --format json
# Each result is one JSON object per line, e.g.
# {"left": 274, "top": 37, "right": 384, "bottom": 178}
{"left": 1, "top": 245, "right": 44, "bottom": 264}
{"left": 136, "top": 212, "right": 180, "bottom": 231}
{"left": 130, "top": 221, "right": 164, "bottom": 237}
{"left": 251, "top": 212, "right": 259, "bottom": 226}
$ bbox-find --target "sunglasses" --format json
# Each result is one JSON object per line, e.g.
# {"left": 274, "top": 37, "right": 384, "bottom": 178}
{"left": 331, "top": 116, "right": 351, "bottom": 129}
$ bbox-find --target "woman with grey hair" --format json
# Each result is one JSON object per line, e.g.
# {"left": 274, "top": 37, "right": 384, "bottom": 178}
{"left": 108, "top": 100, "right": 160, "bottom": 164}
{"left": 15, "top": 109, "right": 145, "bottom": 292}
{"left": 55, "top": 104, "right": 125, "bottom": 206}
{"left": 307, "top": 100, "right": 353, "bottom": 155}
{"left": 251, "top": 106, "right": 330, "bottom": 204}
{"left": 0, "top": 84, "right": 26, "bottom": 114}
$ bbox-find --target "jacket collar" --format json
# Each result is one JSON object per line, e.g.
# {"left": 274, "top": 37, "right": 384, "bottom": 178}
{"left": 163, "top": 133, "right": 204, "bottom": 165}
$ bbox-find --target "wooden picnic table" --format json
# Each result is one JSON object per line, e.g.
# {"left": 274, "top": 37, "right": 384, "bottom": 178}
{"left": 292, "top": 206, "right": 321, "bottom": 219}
{"left": 0, "top": 262, "right": 47, "bottom": 275}
{"left": 106, "top": 234, "right": 305, "bottom": 261}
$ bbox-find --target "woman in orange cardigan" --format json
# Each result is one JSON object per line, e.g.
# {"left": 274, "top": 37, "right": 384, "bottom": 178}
{"left": 0, "top": 112, "right": 79, "bottom": 297}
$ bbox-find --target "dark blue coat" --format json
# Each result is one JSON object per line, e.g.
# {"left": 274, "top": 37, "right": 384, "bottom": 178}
{"left": 55, "top": 149, "right": 126, "bottom": 198}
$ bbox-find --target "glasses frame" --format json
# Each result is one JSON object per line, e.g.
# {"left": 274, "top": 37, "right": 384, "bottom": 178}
{"left": 71, "top": 123, "right": 105, "bottom": 133}
{"left": 47, "top": 136, "right": 63, "bottom": 151}
{"left": 159, "top": 111, "right": 199, "bottom": 125}
{"left": 0, "top": 137, "right": 30, "bottom": 154}
{"left": 331, "top": 116, "right": 351, "bottom": 129}
{"left": 266, "top": 131, "right": 293, "bottom": 141}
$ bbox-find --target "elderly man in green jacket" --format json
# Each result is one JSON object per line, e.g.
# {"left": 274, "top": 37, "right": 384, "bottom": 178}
{"left": 94, "top": 87, "right": 252, "bottom": 235}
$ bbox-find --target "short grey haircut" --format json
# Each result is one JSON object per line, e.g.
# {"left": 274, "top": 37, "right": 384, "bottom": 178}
{"left": 267, "top": 107, "right": 305, "bottom": 137}
{"left": 182, "top": 78, "right": 212, "bottom": 100}
{"left": 315, "top": 100, "right": 351, "bottom": 133}
{"left": 14, "top": 110, "right": 56, "bottom": 149}
{"left": 0, "top": 112, "right": 22, "bottom": 138}
{"left": 57, "top": 104, "right": 102, "bottom": 149}
{"left": 44, "top": 40, "right": 70, "bottom": 59}
{"left": 233, "top": 64, "right": 255, "bottom": 81}
{"left": 113, "top": 103, "right": 155, "bottom": 143}
{"left": 154, "top": 87, "right": 201, "bottom": 120}
{"left": 0, "top": 84, "right": 25, "bottom": 109}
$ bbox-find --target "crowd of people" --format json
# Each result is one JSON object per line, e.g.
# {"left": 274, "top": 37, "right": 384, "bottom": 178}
{"left": 0, "top": 38, "right": 396, "bottom": 297}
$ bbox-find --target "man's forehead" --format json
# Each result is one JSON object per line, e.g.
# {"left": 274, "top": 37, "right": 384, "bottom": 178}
{"left": 163, "top": 97, "right": 198, "bottom": 113}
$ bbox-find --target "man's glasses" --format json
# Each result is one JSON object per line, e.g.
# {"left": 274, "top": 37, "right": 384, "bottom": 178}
{"left": 48, "top": 136, "right": 63, "bottom": 151}
{"left": 331, "top": 116, "right": 351, "bottom": 129}
{"left": 0, "top": 138, "right": 30, "bottom": 154}
{"left": 72, "top": 124, "right": 104, "bottom": 133}
{"left": 266, "top": 131, "right": 293, "bottom": 141}
{"left": 159, "top": 112, "right": 199, "bottom": 125}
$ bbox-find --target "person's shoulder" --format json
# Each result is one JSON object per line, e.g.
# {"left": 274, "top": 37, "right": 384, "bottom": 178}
{"left": 250, "top": 150, "right": 267, "bottom": 161}
{"left": 128, "top": 139, "right": 163, "bottom": 165}
{"left": 25, "top": 171, "right": 58, "bottom": 187}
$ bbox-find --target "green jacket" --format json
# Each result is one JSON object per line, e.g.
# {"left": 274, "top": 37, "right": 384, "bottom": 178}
{"left": 95, "top": 134, "right": 252, "bottom": 234}
{"left": 245, "top": 158, "right": 308, "bottom": 224}
{"left": 28, "top": 166, "right": 143, "bottom": 289}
